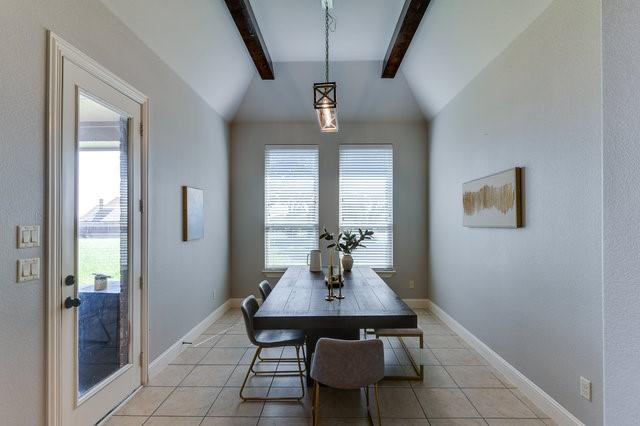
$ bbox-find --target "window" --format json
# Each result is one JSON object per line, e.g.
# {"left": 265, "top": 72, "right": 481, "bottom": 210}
{"left": 339, "top": 145, "right": 393, "bottom": 269}
{"left": 265, "top": 145, "right": 319, "bottom": 269}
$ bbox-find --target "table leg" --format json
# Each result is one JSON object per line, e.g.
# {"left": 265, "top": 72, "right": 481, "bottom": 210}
{"left": 304, "top": 328, "right": 360, "bottom": 386}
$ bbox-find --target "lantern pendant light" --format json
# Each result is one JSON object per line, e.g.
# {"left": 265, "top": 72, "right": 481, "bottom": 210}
{"left": 314, "top": 0, "right": 338, "bottom": 133}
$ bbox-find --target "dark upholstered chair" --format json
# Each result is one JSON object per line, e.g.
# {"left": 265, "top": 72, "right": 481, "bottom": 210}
{"left": 240, "top": 295, "right": 306, "bottom": 401}
{"left": 310, "top": 338, "right": 385, "bottom": 425}
{"left": 258, "top": 280, "right": 272, "bottom": 304}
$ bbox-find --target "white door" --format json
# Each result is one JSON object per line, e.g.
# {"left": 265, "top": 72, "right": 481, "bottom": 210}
{"left": 60, "top": 58, "right": 143, "bottom": 425}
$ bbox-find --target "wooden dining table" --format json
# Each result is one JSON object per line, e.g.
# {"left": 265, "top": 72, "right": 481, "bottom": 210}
{"left": 253, "top": 266, "right": 417, "bottom": 384}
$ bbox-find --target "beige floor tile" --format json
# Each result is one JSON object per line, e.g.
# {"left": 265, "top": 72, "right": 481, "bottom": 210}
{"left": 201, "top": 348, "right": 248, "bottom": 365}
{"left": 485, "top": 420, "right": 546, "bottom": 426}
{"left": 428, "top": 420, "right": 488, "bottom": 426}
{"left": 115, "top": 387, "right": 173, "bottom": 416}
{"left": 144, "top": 417, "right": 203, "bottom": 425}
{"left": 239, "top": 348, "right": 259, "bottom": 364}
{"left": 271, "top": 374, "right": 307, "bottom": 388}
{"left": 388, "top": 336, "right": 422, "bottom": 349}
{"left": 192, "top": 334, "right": 224, "bottom": 347}
{"left": 488, "top": 367, "right": 516, "bottom": 388}
{"left": 101, "top": 416, "right": 148, "bottom": 426}
{"left": 376, "top": 386, "right": 425, "bottom": 418}
{"left": 445, "top": 366, "right": 504, "bottom": 388}
{"left": 207, "top": 387, "right": 268, "bottom": 417}
{"left": 432, "top": 349, "right": 486, "bottom": 366}
{"left": 462, "top": 389, "right": 536, "bottom": 419}
{"left": 261, "top": 387, "right": 312, "bottom": 417}
{"left": 378, "top": 377, "right": 411, "bottom": 387}
{"left": 226, "top": 364, "right": 274, "bottom": 387}
{"left": 383, "top": 364, "right": 416, "bottom": 382}
{"left": 202, "top": 417, "right": 259, "bottom": 425}
{"left": 201, "top": 417, "right": 259, "bottom": 426}
{"left": 541, "top": 419, "right": 557, "bottom": 425}
{"left": 281, "top": 346, "right": 304, "bottom": 358}
{"left": 317, "top": 387, "right": 368, "bottom": 418}
{"left": 384, "top": 348, "right": 400, "bottom": 365}
{"left": 410, "top": 366, "right": 458, "bottom": 388}
{"left": 216, "top": 334, "right": 254, "bottom": 348}
{"left": 425, "top": 335, "right": 467, "bottom": 349}
{"left": 371, "top": 420, "right": 430, "bottom": 425}
{"left": 203, "top": 324, "right": 231, "bottom": 335}
{"left": 257, "top": 418, "right": 310, "bottom": 425}
{"left": 181, "top": 365, "right": 236, "bottom": 387}
{"left": 171, "top": 347, "right": 211, "bottom": 365}
{"left": 421, "top": 324, "right": 454, "bottom": 336}
{"left": 509, "top": 389, "right": 549, "bottom": 418}
{"left": 147, "top": 365, "right": 194, "bottom": 387}
{"left": 403, "top": 348, "right": 441, "bottom": 366}
{"left": 413, "top": 388, "right": 480, "bottom": 418}
{"left": 318, "top": 419, "right": 370, "bottom": 425}
{"left": 155, "top": 386, "right": 222, "bottom": 416}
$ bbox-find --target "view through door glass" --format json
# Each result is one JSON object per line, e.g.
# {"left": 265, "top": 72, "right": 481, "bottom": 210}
{"left": 76, "top": 93, "right": 130, "bottom": 397}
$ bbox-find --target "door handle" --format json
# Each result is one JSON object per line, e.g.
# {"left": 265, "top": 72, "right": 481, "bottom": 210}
{"left": 64, "top": 275, "right": 75, "bottom": 286}
{"left": 64, "top": 297, "right": 81, "bottom": 309}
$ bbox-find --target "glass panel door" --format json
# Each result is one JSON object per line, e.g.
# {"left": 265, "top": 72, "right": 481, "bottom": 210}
{"left": 76, "top": 93, "right": 131, "bottom": 398}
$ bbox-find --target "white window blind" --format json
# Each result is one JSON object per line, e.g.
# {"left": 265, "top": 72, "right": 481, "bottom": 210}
{"left": 265, "top": 145, "right": 319, "bottom": 269}
{"left": 339, "top": 145, "right": 393, "bottom": 269}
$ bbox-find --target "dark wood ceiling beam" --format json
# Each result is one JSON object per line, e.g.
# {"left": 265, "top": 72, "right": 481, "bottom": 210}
{"left": 382, "top": 0, "right": 431, "bottom": 78}
{"left": 224, "top": 0, "right": 274, "bottom": 80}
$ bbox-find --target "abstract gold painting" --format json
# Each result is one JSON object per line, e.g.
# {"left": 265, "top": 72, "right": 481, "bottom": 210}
{"left": 463, "top": 168, "right": 522, "bottom": 228}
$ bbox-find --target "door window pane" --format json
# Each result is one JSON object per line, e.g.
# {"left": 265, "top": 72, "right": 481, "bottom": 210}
{"left": 77, "top": 93, "right": 130, "bottom": 397}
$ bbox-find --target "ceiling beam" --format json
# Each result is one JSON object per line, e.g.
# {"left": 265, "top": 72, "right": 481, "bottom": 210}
{"left": 382, "top": 0, "right": 431, "bottom": 78}
{"left": 224, "top": 0, "right": 274, "bottom": 80}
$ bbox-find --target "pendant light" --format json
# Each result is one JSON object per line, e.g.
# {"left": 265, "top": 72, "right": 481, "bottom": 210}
{"left": 314, "top": 0, "right": 338, "bottom": 133}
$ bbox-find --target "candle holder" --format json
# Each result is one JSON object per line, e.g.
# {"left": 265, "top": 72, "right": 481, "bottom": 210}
{"left": 334, "top": 253, "right": 345, "bottom": 299}
{"left": 325, "top": 264, "right": 334, "bottom": 301}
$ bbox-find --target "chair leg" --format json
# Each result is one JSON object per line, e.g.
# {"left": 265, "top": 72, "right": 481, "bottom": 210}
{"left": 295, "top": 345, "right": 305, "bottom": 398}
{"left": 241, "top": 345, "right": 305, "bottom": 402}
{"left": 374, "top": 383, "right": 382, "bottom": 426}
{"left": 313, "top": 381, "right": 320, "bottom": 426}
{"left": 239, "top": 346, "right": 261, "bottom": 400}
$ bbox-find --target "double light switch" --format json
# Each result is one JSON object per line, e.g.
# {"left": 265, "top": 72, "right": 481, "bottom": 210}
{"left": 17, "top": 258, "right": 40, "bottom": 282}
{"left": 17, "top": 225, "right": 40, "bottom": 248}
{"left": 17, "top": 225, "right": 40, "bottom": 283}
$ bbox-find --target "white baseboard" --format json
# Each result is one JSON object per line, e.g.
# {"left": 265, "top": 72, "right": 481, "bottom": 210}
{"left": 148, "top": 299, "right": 233, "bottom": 379}
{"left": 403, "top": 298, "right": 429, "bottom": 309}
{"left": 229, "top": 298, "right": 243, "bottom": 308}
{"left": 426, "top": 299, "right": 584, "bottom": 426}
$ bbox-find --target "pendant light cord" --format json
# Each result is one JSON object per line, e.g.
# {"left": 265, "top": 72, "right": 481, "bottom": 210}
{"left": 324, "top": 2, "right": 335, "bottom": 83}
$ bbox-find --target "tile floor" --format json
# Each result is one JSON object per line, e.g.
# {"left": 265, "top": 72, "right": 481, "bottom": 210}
{"left": 105, "top": 308, "right": 556, "bottom": 426}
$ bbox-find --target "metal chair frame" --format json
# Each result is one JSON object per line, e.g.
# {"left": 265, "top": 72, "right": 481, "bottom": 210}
{"left": 375, "top": 329, "right": 424, "bottom": 381}
{"left": 312, "top": 381, "right": 382, "bottom": 426}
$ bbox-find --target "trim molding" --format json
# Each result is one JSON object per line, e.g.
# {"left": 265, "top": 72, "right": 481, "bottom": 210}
{"left": 148, "top": 300, "right": 233, "bottom": 378}
{"left": 426, "top": 299, "right": 584, "bottom": 426}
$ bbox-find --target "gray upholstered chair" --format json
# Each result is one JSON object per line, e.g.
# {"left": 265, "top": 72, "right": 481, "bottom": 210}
{"left": 240, "top": 295, "right": 306, "bottom": 401}
{"left": 258, "top": 280, "right": 272, "bottom": 303}
{"left": 255, "top": 280, "right": 304, "bottom": 365}
{"left": 310, "top": 338, "right": 385, "bottom": 425}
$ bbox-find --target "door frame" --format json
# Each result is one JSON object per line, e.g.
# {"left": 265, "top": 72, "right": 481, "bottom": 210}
{"left": 46, "top": 31, "right": 150, "bottom": 426}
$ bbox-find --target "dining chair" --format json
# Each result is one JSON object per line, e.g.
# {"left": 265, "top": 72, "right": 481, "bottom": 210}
{"left": 256, "top": 280, "right": 305, "bottom": 365}
{"left": 258, "top": 280, "right": 272, "bottom": 303}
{"left": 239, "top": 295, "right": 306, "bottom": 401}
{"left": 374, "top": 327, "right": 424, "bottom": 381}
{"left": 310, "top": 338, "right": 384, "bottom": 425}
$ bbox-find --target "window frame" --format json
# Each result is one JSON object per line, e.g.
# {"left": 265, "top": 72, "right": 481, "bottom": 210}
{"left": 263, "top": 144, "right": 320, "bottom": 271}
{"left": 338, "top": 143, "right": 394, "bottom": 271}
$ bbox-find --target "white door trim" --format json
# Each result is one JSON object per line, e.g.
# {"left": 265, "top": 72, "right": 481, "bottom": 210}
{"left": 46, "top": 31, "right": 150, "bottom": 426}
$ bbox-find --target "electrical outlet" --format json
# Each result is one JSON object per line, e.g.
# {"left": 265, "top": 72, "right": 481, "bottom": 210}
{"left": 580, "top": 376, "right": 592, "bottom": 401}
{"left": 409, "top": 280, "right": 415, "bottom": 289}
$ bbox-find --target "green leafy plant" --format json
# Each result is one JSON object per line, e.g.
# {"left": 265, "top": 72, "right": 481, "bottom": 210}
{"left": 339, "top": 229, "right": 374, "bottom": 254}
{"left": 319, "top": 227, "right": 374, "bottom": 254}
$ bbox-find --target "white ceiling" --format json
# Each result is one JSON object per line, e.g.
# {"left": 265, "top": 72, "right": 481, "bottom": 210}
{"left": 100, "top": 0, "right": 553, "bottom": 122}
{"left": 234, "top": 61, "right": 424, "bottom": 123}
{"left": 249, "top": 0, "right": 405, "bottom": 62}
{"left": 100, "top": 0, "right": 255, "bottom": 120}
{"left": 402, "top": 0, "right": 553, "bottom": 117}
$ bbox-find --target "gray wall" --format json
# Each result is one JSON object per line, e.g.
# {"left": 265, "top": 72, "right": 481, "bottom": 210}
{"left": 602, "top": 0, "right": 640, "bottom": 423}
{"left": 426, "top": 1, "right": 602, "bottom": 425}
{"left": 230, "top": 122, "right": 428, "bottom": 300}
{"left": 0, "top": 0, "right": 230, "bottom": 424}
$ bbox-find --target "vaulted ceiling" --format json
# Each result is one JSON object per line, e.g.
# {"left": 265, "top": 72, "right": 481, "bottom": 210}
{"left": 100, "top": 0, "right": 553, "bottom": 122}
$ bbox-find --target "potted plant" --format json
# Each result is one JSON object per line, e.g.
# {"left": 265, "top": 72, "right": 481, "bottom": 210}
{"left": 338, "top": 229, "right": 374, "bottom": 272}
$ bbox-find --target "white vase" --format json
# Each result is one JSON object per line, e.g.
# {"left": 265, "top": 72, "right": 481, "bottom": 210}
{"left": 342, "top": 254, "right": 354, "bottom": 272}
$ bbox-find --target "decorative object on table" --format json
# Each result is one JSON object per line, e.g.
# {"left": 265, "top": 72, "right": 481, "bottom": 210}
{"left": 92, "top": 273, "right": 110, "bottom": 291}
{"left": 319, "top": 228, "right": 343, "bottom": 290}
{"left": 462, "top": 167, "right": 523, "bottom": 228}
{"left": 307, "top": 249, "right": 323, "bottom": 272}
{"left": 182, "top": 186, "right": 204, "bottom": 241}
{"left": 313, "top": 0, "right": 338, "bottom": 133}
{"left": 338, "top": 229, "right": 374, "bottom": 271}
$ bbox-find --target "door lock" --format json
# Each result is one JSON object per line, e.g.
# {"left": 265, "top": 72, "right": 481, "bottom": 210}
{"left": 64, "top": 297, "right": 81, "bottom": 309}
{"left": 64, "top": 275, "right": 75, "bottom": 286}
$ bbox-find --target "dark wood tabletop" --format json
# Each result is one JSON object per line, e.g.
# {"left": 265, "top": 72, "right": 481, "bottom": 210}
{"left": 253, "top": 266, "right": 417, "bottom": 331}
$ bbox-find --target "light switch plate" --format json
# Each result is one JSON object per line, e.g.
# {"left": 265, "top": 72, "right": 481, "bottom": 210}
{"left": 17, "top": 258, "right": 40, "bottom": 283}
{"left": 17, "top": 225, "right": 40, "bottom": 248}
